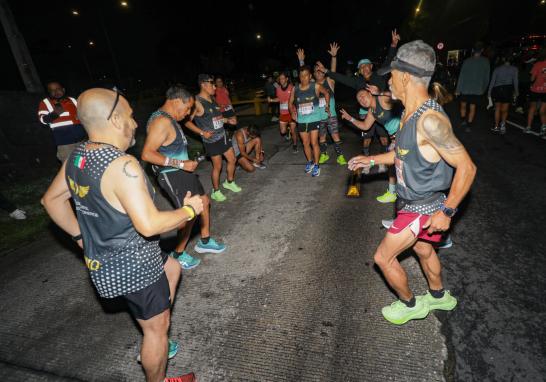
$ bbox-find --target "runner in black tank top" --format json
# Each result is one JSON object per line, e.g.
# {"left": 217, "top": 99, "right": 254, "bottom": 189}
{"left": 141, "top": 85, "right": 227, "bottom": 271}
{"left": 348, "top": 40, "right": 476, "bottom": 326}
{"left": 42, "top": 88, "right": 203, "bottom": 381}
{"left": 184, "top": 74, "right": 242, "bottom": 202}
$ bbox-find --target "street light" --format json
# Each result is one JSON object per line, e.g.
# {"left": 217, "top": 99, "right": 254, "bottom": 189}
{"left": 541, "top": 0, "right": 545, "bottom": 5}
{"left": 88, "top": 40, "right": 95, "bottom": 46}
{"left": 256, "top": 33, "right": 262, "bottom": 40}
{"left": 120, "top": 1, "right": 128, "bottom": 7}
{"left": 71, "top": 10, "right": 79, "bottom": 16}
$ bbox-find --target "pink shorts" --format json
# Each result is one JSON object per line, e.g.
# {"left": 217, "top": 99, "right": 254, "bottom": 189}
{"left": 387, "top": 211, "right": 443, "bottom": 243}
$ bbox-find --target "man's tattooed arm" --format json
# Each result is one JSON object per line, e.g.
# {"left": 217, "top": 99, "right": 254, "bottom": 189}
{"left": 122, "top": 159, "right": 139, "bottom": 178}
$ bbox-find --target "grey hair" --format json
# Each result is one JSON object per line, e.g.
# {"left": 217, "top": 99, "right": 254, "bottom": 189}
{"left": 166, "top": 84, "right": 193, "bottom": 102}
{"left": 397, "top": 40, "right": 435, "bottom": 88}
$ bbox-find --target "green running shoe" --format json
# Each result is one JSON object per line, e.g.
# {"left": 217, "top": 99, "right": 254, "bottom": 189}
{"left": 211, "top": 189, "right": 227, "bottom": 202}
{"left": 381, "top": 296, "right": 429, "bottom": 325}
{"left": 422, "top": 290, "right": 457, "bottom": 311}
{"left": 222, "top": 180, "right": 242, "bottom": 193}
{"left": 376, "top": 190, "right": 397, "bottom": 203}
{"left": 336, "top": 154, "right": 347, "bottom": 165}
{"left": 319, "top": 152, "right": 330, "bottom": 164}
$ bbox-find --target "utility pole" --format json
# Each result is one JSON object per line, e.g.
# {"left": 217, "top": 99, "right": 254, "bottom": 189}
{"left": 0, "top": 0, "right": 43, "bottom": 93}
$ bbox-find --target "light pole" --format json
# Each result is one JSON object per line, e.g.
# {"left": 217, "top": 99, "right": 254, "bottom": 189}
{"left": 0, "top": 0, "right": 43, "bottom": 92}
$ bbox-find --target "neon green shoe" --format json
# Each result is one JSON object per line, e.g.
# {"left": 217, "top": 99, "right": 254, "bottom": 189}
{"left": 319, "top": 152, "right": 330, "bottom": 164}
{"left": 422, "top": 291, "right": 457, "bottom": 311}
{"left": 376, "top": 190, "right": 397, "bottom": 203}
{"left": 211, "top": 189, "right": 227, "bottom": 202}
{"left": 222, "top": 180, "right": 242, "bottom": 193}
{"left": 336, "top": 154, "right": 347, "bottom": 165}
{"left": 381, "top": 296, "right": 429, "bottom": 325}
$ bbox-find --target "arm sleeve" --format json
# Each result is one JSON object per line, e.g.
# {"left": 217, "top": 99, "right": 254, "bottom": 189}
{"left": 488, "top": 69, "right": 497, "bottom": 96}
{"left": 326, "top": 71, "right": 362, "bottom": 90}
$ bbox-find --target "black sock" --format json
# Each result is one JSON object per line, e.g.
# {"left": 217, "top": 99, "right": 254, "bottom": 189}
{"left": 333, "top": 141, "right": 342, "bottom": 155}
{"left": 227, "top": 180, "right": 233, "bottom": 184}
{"left": 320, "top": 142, "right": 328, "bottom": 153}
{"left": 172, "top": 251, "right": 183, "bottom": 259}
{"left": 401, "top": 296, "right": 416, "bottom": 308}
{"left": 201, "top": 237, "right": 210, "bottom": 244}
{"left": 429, "top": 288, "right": 445, "bottom": 299}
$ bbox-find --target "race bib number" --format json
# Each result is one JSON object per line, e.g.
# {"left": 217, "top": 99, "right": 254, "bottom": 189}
{"left": 224, "top": 104, "right": 233, "bottom": 111}
{"left": 394, "top": 157, "right": 406, "bottom": 188}
{"left": 298, "top": 102, "right": 314, "bottom": 116}
{"left": 212, "top": 116, "right": 224, "bottom": 130}
{"left": 319, "top": 97, "right": 327, "bottom": 108}
{"left": 280, "top": 102, "right": 289, "bottom": 111}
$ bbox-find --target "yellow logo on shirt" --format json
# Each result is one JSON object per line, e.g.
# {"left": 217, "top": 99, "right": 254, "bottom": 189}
{"left": 68, "top": 176, "right": 90, "bottom": 198}
{"left": 397, "top": 147, "right": 410, "bottom": 157}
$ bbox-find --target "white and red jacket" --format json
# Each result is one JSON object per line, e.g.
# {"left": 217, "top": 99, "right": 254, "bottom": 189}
{"left": 38, "top": 97, "right": 86, "bottom": 145}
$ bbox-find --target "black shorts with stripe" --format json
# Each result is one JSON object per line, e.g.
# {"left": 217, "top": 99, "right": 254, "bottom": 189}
{"left": 157, "top": 170, "right": 205, "bottom": 208}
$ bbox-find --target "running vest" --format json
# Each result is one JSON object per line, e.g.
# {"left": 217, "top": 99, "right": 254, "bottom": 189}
{"left": 65, "top": 143, "right": 164, "bottom": 298}
{"left": 194, "top": 95, "right": 225, "bottom": 143}
{"left": 147, "top": 110, "right": 188, "bottom": 174}
{"left": 294, "top": 82, "right": 322, "bottom": 123}
{"left": 395, "top": 99, "right": 454, "bottom": 201}
{"left": 232, "top": 129, "right": 251, "bottom": 157}
{"left": 371, "top": 96, "right": 400, "bottom": 136}
{"left": 276, "top": 84, "right": 293, "bottom": 115}
{"left": 318, "top": 79, "right": 337, "bottom": 118}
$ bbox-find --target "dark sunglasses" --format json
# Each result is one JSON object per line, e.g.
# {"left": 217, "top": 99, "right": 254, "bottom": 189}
{"left": 107, "top": 87, "right": 125, "bottom": 120}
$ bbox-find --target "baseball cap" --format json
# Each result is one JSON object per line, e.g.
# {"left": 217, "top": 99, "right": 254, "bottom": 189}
{"left": 357, "top": 58, "right": 372, "bottom": 67}
{"left": 377, "top": 40, "right": 436, "bottom": 78}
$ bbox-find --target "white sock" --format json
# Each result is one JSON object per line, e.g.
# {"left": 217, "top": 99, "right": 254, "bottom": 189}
{"left": 388, "top": 183, "right": 396, "bottom": 193}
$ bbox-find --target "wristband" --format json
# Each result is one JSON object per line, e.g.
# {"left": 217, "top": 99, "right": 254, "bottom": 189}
{"left": 178, "top": 161, "right": 184, "bottom": 170}
{"left": 369, "top": 159, "right": 375, "bottom": 168}
{"left": 71, "top": 233, "right": 82, "bottom": 242}
{"left": 299, "top": 60, "right": 305, "bottom": 66}
{"left": 200, "top": 131, "right": 204, "bottom": 136}
{"left": 181, "top": 205, "right": 196, "bottom": 221}
{"left": 350, "top": 117, "right": 355, "bottom": 123}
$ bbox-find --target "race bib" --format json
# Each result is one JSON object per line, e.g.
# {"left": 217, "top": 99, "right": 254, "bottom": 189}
{"left": 212, "top": 116, "right": 224, "bottom": 130}
{"left": 298, "top": 102, "right": 314, "bottom": 116}
{"left": 280, "top": 102, "right": 289, "bottom": 111}
{"left": 319, "top": 97, "right": 327, "bottom": 108}
{"left": 224, "top": 104, "right": 233, "bottom": 111}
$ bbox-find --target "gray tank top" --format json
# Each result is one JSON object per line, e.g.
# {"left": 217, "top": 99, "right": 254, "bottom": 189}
{"left": 395, "top": 99, "right": 454, "bottom": 201}
{"left": 194, "top": 95, "right": 225, "bottom": 143}
{"left": 65, "top": 143, "right": 164, "bottom": 298}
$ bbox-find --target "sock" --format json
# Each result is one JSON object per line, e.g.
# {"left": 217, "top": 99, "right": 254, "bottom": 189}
{"left": 213, "top": 188, "right": 219, "bottom": 192}
{"left": 201, "top": 236, "right": 210, "bottom": 245}
{"left": 429, "top": 288, "right": 445, "bottom": 299}
{"left": 227, "top": 180, "right": 233, "bottom": 184}
{"left": 320, "top": 142, "right": 328, "bottom": 153}
{"left": 333, "top": 141, "right": 342, "bottom": 155}
{"left": 401, "top": 296, "right": 416, "bottom": 308}
{"left": 388, "top": 183, "right": 396, "bottom": 193}
{"left": 362, "top": 147, "right": 370, "bottom": 156}
{"left": 172, "top": 250, "right": 183, "bottom": 259}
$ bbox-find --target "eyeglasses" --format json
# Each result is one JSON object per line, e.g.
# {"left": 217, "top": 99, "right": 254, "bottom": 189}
{"left": 107, "top": 87, "right": 125, "bottom": 120}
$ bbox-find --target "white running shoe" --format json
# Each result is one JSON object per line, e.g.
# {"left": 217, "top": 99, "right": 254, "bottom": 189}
{"left": 382, "top": 218, "right": 393, "bottom": 229}
{"left": 9, "top": 209, "right": 27, "bottom": 220}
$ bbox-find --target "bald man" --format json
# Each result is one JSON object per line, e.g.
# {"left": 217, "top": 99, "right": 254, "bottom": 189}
{"left": 41, "top": 88, "right": 199, "bottom": 382}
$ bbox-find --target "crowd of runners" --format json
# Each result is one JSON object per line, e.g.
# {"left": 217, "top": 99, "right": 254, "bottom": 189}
{"left": 39, "top": 29, "right": 480, "bottom": 381}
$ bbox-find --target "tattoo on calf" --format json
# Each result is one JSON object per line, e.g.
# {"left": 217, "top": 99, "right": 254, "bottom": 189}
{"left": 122, "top": 160, "right": 139, "bottom": 178}
{"left": 421, "top": 114, "right": 464, "bottom": 153}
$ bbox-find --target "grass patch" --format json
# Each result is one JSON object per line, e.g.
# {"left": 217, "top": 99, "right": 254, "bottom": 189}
{"left": 0, "top": 168, "right": 57, "bottom": 253}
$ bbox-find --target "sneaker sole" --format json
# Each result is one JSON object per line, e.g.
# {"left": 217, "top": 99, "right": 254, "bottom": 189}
{"left": 376, "top": 198, "right": 397, "bottom": 203}
{"left": 426, "top": 298, "right": 458, "bottom": 311}
{"left": 194, "top": 246, "right": 226, "bottom": 254}
{"left": 436, "top": 242, "right": 453, "bottom": 249}
{"left": 223, "top": 186, "right": 242, "bottom": 193}
{"left": 180, "top": 261, "right": 200, "bottom": 270}
{"left": 312, "top": 170, "right": 321, "bottom": 177}
{"left": 382, "top": 304, "right": 430, "bottom": 325}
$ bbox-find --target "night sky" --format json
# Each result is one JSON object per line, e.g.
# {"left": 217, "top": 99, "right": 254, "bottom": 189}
{"left": 2, "top": 0, "right": 545, "bottom": 92}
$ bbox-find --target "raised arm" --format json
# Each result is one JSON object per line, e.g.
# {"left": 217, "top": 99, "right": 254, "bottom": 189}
{"left": 339, "top": 108, "right": 376, "bottom": 131}
{"left": 418, "top": 113, "right": 477, "bottom": 232}
{"left": 327, "top": 42, "right": 340, "bottom": 90}
{"left": 296, "top": 48, "right": 305, "bottom": 67}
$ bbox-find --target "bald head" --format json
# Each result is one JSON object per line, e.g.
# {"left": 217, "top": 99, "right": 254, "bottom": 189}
{"left": 77, "top": 88, "right": 129, "bottom": 131}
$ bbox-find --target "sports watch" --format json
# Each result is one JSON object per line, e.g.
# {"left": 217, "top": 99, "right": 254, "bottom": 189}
{"left": 439, "top": 204, "right": 457, "bottom": 218}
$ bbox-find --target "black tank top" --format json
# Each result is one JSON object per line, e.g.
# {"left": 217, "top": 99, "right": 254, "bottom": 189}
{"left": 194, "top": 95, "right": 225, "bottom": 143}
{"left": 147, "top": 110, "right": 188, "bottom": 173}
{"left": 65, "top": 142, "right": 164, "bottom": 298}
{"left": 370, "top": 96, "right": 395, "bottom": 126}
{"left": 394, "top": 99, "right": 454, "bottom": 201}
